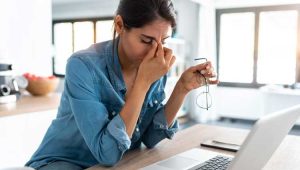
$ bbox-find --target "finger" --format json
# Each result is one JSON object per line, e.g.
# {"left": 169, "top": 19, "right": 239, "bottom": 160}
{"left": 169, "top": 55, "right": 176, "bottom": 67}
{"left": 199, "top": 62, "right": 214, "bottom": 75}
{"left": 156, "top": 43, "right": 164, "bottom": 60}
{"left": 208, "top": 79, "right": 219, "bottom": 85}
{"left": 163, "top": 47, "right": 173, "bottom": 65}
{"left": 191, "top": 61, "right": 211, "bottom": 72}
{"left": 145, "top": 41, "right": 158, "bottom": 59}
{"left": 205, "top": 62, "right": 212, "bottom": 69}
{"left": 210, "top": 72, "right": 217, "bottom": 77}
{"left": 202, "top": 70, "right": 216, "bottom": 77}
{"left": 207, "top": 66, "right": 214, "bottom": 75}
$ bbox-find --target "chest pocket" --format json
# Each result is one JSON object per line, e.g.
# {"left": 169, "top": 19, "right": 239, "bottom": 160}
{"left": 141, "top": 91, "right": 166, "bottom": 128}
{"left": 147, "top": 90, "right": 166, "bottom": 108}
{"left": 130, "top": 91, "right": 166, "bottom": 143}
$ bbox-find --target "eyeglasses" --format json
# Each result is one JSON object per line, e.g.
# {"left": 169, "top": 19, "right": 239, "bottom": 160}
{"left": 194, "top": 58, "right": 212, "bottom": 110}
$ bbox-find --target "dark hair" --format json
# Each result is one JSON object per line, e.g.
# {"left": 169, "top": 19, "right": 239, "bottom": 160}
{"left": 116, "top": 0, "right": 176, "bottom": 29}
{"left": 112, "top": 0, "right": 177, "bottom": 52}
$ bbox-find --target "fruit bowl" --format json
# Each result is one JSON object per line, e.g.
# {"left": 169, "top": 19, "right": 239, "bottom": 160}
{"left": 23, "top": 73, "right": 59, "bottom": 96}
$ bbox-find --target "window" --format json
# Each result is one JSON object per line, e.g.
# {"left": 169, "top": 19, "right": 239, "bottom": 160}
{"left": 52, "top": 18, "right": 114, "bottom": 76}
{"left": 257, "top": 11, "right": 297, "bottom": 84}
{"left": 216, "top": 5, "right": 300, "bottom": 88}
{"left": 73, "top": 21, "right": 94, "bottom": 53}
{"left": 219, "top": 12, "right": 255, "bottom": 83}
{"left": 96, "top": 20, "right": 114, "bottom": 42}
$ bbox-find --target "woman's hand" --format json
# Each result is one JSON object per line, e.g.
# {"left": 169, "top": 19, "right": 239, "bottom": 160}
{"left": 177, "top": 61, "right": 219, "bottom": 94}
{"left": 136, "top": 42, "right": 176, "bottom": 87}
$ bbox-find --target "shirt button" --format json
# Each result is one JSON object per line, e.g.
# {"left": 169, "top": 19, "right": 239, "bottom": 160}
{"left": 112, "top": 111, "right": 116, "bottom": 116}
{"left": 154, "top": 100, "right": 158, "bottom": 104}
{"left": 136, "top": 127, "right": 139, "bottom": 132}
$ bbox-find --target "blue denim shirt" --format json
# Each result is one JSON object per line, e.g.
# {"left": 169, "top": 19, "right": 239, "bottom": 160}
{"left": 25, "top": 39, "right": 179, "bottom": 169}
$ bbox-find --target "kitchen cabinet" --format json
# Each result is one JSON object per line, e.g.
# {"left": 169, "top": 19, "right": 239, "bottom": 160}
{"left": 0, "top": 93, "right": 60, "bottom": 168}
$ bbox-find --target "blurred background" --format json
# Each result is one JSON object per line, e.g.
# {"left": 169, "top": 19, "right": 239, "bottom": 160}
{"left": 1, "top": 0, "right": 300, "bottom": 168}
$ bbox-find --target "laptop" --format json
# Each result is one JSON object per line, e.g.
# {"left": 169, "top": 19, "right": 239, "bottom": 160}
{"left": 141, "top": 104, "right": 300, "bottom": 170}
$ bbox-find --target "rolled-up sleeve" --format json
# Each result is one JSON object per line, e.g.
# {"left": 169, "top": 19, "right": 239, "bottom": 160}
{"left": 65, "top": 56, "right": 131, "bottom": 166}
{"left": 107, "top": 114, "right": 131, "bottom": 151}
{"left": 142, "top": 105, "right": 179, "bottom": 148}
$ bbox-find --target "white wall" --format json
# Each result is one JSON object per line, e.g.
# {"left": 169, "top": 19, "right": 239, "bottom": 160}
{"left": 213, "top": 87, "right": 262, "bottom": 120}
{"left": 52, "top": 0, "right": 119, "bottom": 20}
{"left": 174, "top": 0, "right": 200, "bottom": 59}
{"left": 0, "top": 0, "right": 52, "bottom": 76}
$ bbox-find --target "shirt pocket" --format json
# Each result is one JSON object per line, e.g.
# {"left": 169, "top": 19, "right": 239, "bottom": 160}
{"left": 140, "top": 90, "right": 166, "bottom": 126}
{"left": 130, "top": 91, "right": 165, "bottom": 143}
{"left": 147, "top": 90, "right": 166, "bottom": 108}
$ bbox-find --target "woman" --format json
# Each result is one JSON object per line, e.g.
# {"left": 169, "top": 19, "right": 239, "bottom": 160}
{"left": 26, "top": 0, "right": 218, "bottom": 169}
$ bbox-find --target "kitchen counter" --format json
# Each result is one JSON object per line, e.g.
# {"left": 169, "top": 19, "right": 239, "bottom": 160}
{"left": 0, "top": 92, "right": 61, "bottom": 117}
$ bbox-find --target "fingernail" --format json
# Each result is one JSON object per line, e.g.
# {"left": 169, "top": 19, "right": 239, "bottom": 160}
{"left": 201, "top": 70, "right": 206, "bottom": 74}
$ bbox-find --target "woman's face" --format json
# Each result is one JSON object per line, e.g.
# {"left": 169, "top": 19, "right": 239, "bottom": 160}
{"left": 117, "top": 17, "right": 173, "bottom": 65}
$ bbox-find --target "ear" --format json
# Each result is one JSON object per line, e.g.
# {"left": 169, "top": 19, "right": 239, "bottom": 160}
{"left": 114, "top": 15, "right": 125, "bottom": 35}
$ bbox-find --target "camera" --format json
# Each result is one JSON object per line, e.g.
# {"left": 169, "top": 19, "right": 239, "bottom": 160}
{"left": 0, "top": 63, "right": 20, "bottom": 104}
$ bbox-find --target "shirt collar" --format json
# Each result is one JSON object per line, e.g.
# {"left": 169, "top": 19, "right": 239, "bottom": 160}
{"left": 105, "top": 37, "right": 127, "bottom": 93}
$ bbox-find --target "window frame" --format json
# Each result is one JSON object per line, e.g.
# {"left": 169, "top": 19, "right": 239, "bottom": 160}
{"left": 216, "top": 4, "right": 300, "bottom": 88}
{"left": 52, "top": 17, "right": 114, "bottom": 77}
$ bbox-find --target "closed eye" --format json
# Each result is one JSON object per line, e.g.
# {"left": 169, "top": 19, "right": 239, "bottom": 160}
{"left": 140, "top": 34, "right": 169, "bottom": 45}
{"left": 141, "top": 39, "right": 166, "bottom": 45}
{"left": 141, "top": 39, "right": 153, "bottom": 45}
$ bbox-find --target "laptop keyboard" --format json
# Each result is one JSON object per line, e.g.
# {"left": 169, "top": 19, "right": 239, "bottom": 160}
{"left": 194, "top": 155, "right": 233, "bottom": 170}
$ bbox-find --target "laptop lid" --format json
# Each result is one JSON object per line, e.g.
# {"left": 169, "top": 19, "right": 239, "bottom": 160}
{"left": 228, "top": 104, "right": 300, "bottom": 170}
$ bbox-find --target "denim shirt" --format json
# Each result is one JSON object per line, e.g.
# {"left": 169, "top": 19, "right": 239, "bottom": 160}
{"left": 25, "top": 39, "right": 179, "bottom": 169}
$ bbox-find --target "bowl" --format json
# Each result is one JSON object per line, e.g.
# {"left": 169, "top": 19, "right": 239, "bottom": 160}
{"left": 24, "top": 74, "right": 59, "bottom": 96}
